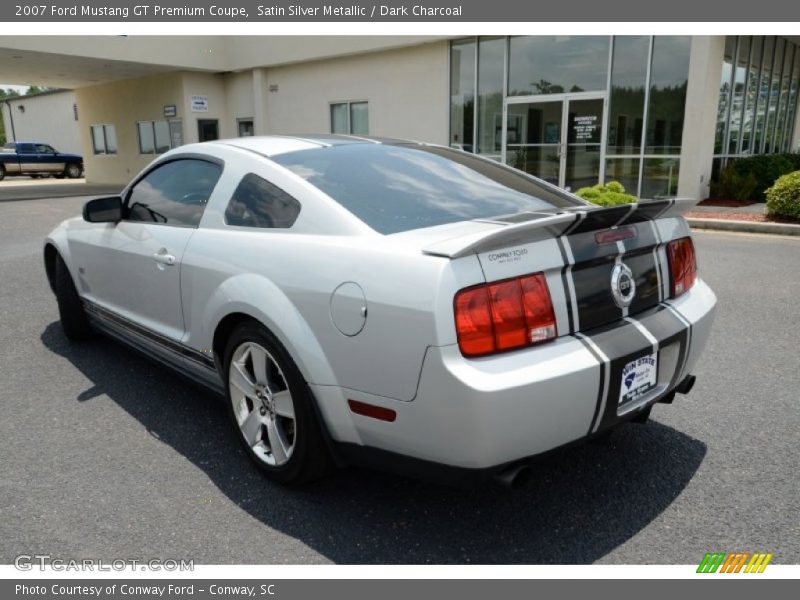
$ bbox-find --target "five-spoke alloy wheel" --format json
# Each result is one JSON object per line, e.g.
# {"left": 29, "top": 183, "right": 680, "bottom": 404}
{"left": 223, "top": 321, "right": 330, "bottom": 484}
{"left": 229, "top": 341, "right": 296, "bottom": 467}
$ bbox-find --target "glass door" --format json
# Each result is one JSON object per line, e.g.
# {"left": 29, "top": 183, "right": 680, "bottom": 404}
{"left": 504, "top": 100, "right": 563, "bottom": 186}
{"left": 504, "top": 93, "right": 606, "bottom": 191}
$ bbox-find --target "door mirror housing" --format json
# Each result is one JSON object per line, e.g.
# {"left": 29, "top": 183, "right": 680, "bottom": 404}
{"left": 83, "top": 196, "right": 123, "bottom": 223}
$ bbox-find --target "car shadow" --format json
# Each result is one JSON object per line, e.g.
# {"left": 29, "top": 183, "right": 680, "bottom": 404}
{"left": 41, "top": 321, "right": 706, "bottom": 564}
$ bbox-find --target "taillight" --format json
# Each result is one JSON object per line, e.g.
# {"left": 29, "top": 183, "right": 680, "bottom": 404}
{"left": 667, "top": 237, "right": 697, "bottom": 298}
{"left": 454, "top": 272, "right": 556, "bottom": 357}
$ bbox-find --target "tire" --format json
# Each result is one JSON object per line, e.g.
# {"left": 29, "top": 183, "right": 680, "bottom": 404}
{"left": 631, "top": 405, "right": 652, "bottom": 424}
{"left": 223, "top": 321, "right": 331, "bottom": 484}
{"left": 0, "top": 164, "right": 5, "bottom": 181}
{"left": 54, "top": 255, "right": 93, "bottom": 341}
{"left": 64, "top": 163, "right": 82, "bottom": 179}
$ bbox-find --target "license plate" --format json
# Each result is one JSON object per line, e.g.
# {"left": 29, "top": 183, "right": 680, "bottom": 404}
{"left": 619, "top": 352, "right": 658, "bottom": 406}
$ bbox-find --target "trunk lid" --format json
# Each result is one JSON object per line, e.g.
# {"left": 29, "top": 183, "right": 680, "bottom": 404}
{"left": 424, "top": 198, "right": 698, "bottom": 334}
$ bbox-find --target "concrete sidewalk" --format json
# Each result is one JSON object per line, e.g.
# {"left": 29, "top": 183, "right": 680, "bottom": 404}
{"left": 0, "top": 178, "right": 121, "bottom": 202}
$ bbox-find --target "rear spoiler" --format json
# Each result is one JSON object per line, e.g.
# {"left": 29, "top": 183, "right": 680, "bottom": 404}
{"left": 422, "top": 197, "right": 700, "bottom": 258}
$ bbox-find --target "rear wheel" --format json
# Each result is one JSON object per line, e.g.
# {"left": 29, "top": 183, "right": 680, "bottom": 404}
{"left": 223, "top": 322, "right": 331, "bottom": 484}
{"left": 0, "top": 164, "right": 5, "bottom": 181}
{"left": 54, "top": 255, "right": 93, "bottom": 340}
{"left": 64, "top": 163, "right": 82, "bottom": 179}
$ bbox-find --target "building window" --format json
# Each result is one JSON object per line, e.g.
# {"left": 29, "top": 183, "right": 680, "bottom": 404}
{"left": 137, "top": 120, "right": 171, "bottom": 154}
{"left": 607, "top": 35, "right": 650, "bottom": 155}
{"left": 476, "top": 36, "right": 505, "bottom": 157}
{"left": 237, "top": 119, "right": 254, "bottom": 137}
{"left": 330, "top": 101, "right": 368, "bottom": 135}
{"left": 713, "top": 36, "right": 800, "bottom": 167}
{"left": 508, "top": 36, "right": 610, "bottom": 96}
{"left": 90, "top": 124, "right": 117, "bottom": 155}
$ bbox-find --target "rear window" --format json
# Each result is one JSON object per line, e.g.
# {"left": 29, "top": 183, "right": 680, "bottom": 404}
{"left": 271, "top": 144, "right": 579, "bottom": 234}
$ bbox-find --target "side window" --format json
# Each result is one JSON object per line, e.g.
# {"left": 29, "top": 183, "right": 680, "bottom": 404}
{"left": 19, "top": 144, "right": 36, "bottom": 154}
{"left": 224, "top": 173, "right": 301, "bottom": 229}
{"left": 125, "top": 159, "right": 222, "bottom": 228}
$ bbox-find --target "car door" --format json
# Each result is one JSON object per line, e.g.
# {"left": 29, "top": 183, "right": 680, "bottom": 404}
{"left": 69, "top": 158, "right": 223, "bottom": 345}
{"left": 17, "top": 143, "right": 39, "bottom": 172}
{"left": 35, "top": 144, "right": 65, "bottom": 173}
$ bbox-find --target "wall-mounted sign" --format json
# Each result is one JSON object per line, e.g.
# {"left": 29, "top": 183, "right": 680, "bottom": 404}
{"left": 190, "top": 95, "right": 208, "bottom": 113}
{"left": 573, "top": 114, "right": 598, "bottom": 142}
{"left": 163, "top": 104, "right": 177, "bottom": 118}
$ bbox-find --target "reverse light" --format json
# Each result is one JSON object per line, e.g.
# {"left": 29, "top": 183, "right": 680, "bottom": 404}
{"left": 667, "top": 237, "right": 697, "bottom": 298}
{"left": 454, "top": 272, "right": 557, "bottom": 357}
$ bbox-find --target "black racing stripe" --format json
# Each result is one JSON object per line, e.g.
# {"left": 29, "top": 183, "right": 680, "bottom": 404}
{"left": 567, "top": 229, "right": 621, "bottom": 264}
{"left": 576, "top": 335, "right": 607, "bottom": 435}
{"left": 569, "top": 205, "right": 632, "bottom": 234}
{"left": 622, "top": 199, "right": 672, "bottom": 224}
{"left": 556, "top": 237, "right": 575, "bottom": 334}
{"left": 84, "top": 301, "right": 217, "bottom": 371}
{"left": 579, "top": 321, "right": 655, "bottom": 431}
{"left": 625, "top": 251, "right": 661, "bottom": 315}
{"left": 571, "top": 257, "right": 622, "bottom": 330}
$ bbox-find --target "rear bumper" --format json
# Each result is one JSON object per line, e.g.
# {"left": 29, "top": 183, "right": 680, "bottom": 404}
{"left": 319, "top": 278, "right": 717, "bottom": 473}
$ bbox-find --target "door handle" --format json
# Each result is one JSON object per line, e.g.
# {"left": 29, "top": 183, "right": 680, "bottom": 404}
{"left": 152, "top": 251, "right": 176, "bottom": 266}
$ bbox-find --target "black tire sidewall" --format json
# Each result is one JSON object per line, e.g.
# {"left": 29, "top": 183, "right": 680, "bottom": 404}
{"left": 54, "top": 254, "right": 92, "bottom": 340}
{"left": 222, "top": 321, "right": 324, "bottom": 484}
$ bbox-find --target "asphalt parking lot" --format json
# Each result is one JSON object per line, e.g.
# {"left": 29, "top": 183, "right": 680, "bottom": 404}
{"left": 1, "top": 195, "right": 798, "bottom": 565}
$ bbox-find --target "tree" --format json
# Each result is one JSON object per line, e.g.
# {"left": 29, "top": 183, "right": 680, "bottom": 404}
{"left": 0, "top": 88, "right": 22, "bottom": 145}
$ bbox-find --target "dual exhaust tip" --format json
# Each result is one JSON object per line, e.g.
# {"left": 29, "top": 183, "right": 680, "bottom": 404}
{"left": 493, "top": 374, "right": 697, "bottom": 490}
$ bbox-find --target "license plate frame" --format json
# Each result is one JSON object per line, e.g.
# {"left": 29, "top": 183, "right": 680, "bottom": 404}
{"left": 618, "top": 352, "right": 658, "bottom": 406}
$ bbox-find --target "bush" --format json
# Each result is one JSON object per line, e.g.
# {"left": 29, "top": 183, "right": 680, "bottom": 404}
{"left": 765, "top": 170, "right": 800, "bottom": 220}
{"left": 575, "top": 181, "right": 637, "bottom": 207}
{"left": 709, "top": 163, "right": 758, "bottom": 201}
{"left": 729, "top": 154, "right": 798, "bottom": 201}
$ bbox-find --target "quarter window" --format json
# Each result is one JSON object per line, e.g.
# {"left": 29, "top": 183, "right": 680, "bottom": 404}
{"left": 225, "top": 173, "right": 301, "bottom": 229}
{"left": 125, "top": 159, "right": 222, "bottom": 228}
{"left": 330, "top": 101, "right": 369, "bottom": 135}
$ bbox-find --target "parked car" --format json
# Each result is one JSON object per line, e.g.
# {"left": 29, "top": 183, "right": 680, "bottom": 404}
{"left": 43, "top": 135, "right": 717, "bottom": 487}
{"left": 0, "top": 141, "right": 83, "bottom": 180}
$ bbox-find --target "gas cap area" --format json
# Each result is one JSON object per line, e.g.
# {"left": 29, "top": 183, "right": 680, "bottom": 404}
{"left": 330, "top": 282, "right": 367, "bottom": 336}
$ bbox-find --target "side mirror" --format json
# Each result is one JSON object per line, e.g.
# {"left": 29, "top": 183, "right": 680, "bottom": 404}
{"left": 83, "top": 196, "right": 123, "bottom": 223}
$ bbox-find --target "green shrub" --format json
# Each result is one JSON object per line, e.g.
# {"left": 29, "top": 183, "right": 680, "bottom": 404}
{"left": 709, "top": 163, "right": 758, "bottom": 201}
{"left": 729, "top": 154, "right": 798, "bottom": 201}
{"left": 575, "top": 181, "right": 637, "bottom": 207}
{"left": 765, "top": 170, "right": 800, "bottom": 220}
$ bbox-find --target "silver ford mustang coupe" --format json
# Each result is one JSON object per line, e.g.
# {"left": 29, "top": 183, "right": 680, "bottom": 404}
{"left": 44, "top": 135, "right": 716, "bottom": 487}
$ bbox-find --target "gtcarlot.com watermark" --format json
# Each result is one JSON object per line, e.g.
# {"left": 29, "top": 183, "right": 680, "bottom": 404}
{"left": 14, "top": 554, "right": 194, "bottom": 572}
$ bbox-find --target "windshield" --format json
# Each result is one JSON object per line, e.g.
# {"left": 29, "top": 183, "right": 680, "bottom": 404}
{"left": 271, "top": 143, "right": 580, "bottom": 234}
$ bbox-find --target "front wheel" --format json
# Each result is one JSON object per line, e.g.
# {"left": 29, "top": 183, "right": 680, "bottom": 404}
{"left": 54, "top": 255, "right": 93, "bottom": 340}
{"left": 64, "top": 163, "right": 82, "bottom": 179}
{"left": 223, "top": 322, "right": 331, "bottom": 484}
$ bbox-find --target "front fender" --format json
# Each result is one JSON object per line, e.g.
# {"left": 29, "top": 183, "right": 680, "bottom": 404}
{"left": 195, "top": 273, "right": 338, "bottom": 388}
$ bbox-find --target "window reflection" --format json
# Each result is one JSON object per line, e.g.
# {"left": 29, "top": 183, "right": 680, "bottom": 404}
{"left": 508, "top": 36, "right": 610, "bottom": 96}
{"left": 450, "top": 39, "right": 475, "bottom": 152}
{"left": 645, "top": 36, "right": 691, "bottom": 155}
{"left": 608, "top": 36, "right": 649, "bottom": 155}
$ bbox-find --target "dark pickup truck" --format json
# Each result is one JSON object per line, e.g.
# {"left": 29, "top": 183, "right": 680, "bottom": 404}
{"left": 0, "top": 142, "right": 83, "bottom": 181}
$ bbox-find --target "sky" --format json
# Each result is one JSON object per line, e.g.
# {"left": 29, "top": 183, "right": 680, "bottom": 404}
{"left": 0, "top": 85, "right": 29, "bottom": 93}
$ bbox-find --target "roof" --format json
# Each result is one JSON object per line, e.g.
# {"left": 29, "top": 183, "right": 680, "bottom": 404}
{"left": 215, "top": 134, "right": 419, "bottom": 157}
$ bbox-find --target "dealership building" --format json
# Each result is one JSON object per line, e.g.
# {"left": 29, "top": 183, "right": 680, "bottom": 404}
{"left": 1, "top": 35, "right": 798, "bottom": 199}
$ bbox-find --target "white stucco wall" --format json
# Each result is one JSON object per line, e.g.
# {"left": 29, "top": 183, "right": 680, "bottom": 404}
{"left": 75, "top": 72, "right": 184, "bottom": 184}
{"left": 2, "top": 90, "right": 81, "bottom": 154}
{"left": 678, "top": 36, "right": 726, "bottom": 201}
{"left": 263, "top": 41, "right": 449, "bottom": 144}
